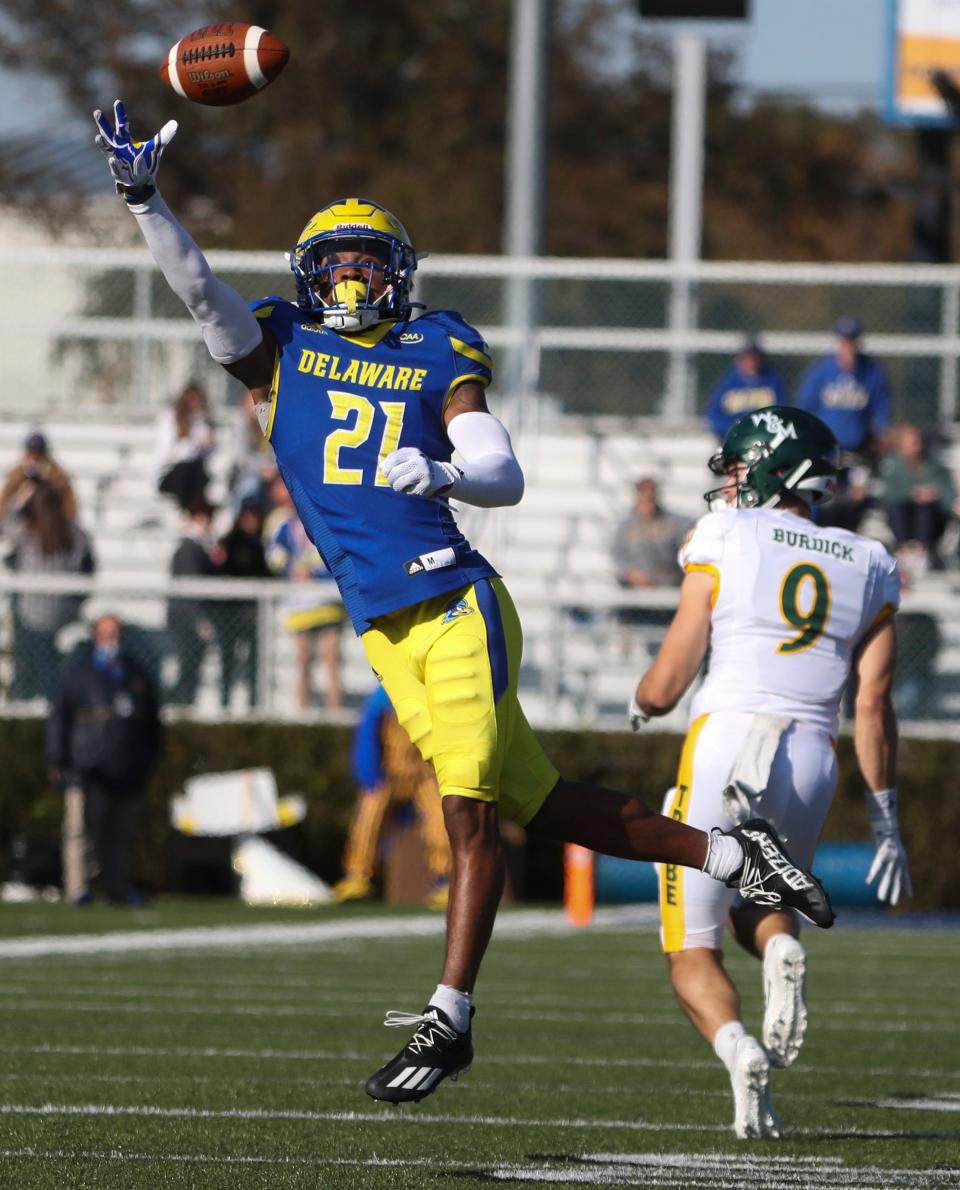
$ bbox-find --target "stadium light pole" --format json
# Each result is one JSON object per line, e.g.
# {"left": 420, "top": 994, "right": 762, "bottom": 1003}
{"left": 503, "top": 0, "right": 551, "bottom": 427}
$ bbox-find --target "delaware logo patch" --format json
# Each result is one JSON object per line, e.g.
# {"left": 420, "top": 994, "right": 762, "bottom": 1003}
{"left": 442, "top": 597, "right": 474, "bottom": 623}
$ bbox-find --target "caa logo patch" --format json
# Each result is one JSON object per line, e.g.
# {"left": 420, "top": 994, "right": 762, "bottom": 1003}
{"left": 399, "top": 331, "right": 424, "bottom": 344}
{"left": 298, "top": 323, "right": 327, "bottom": 335}
{"left": 750, "top": 409, "right": 797, "bottom": 439}
{"left": 442, "top": 597, "right": 474, "bottom": 623}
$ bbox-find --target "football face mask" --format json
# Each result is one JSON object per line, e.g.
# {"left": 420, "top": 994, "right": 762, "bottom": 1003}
{"left": 289, "top": 199, "right": 419, "bottom": 332}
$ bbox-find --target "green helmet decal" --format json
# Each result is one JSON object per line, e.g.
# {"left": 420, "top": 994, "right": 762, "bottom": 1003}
{"left": 705, "top": 406, "right": 839, "bottom": 510}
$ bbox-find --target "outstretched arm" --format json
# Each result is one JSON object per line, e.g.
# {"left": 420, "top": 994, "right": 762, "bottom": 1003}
{"left": 93, "top": 100, "right": 275, "bottom": 395}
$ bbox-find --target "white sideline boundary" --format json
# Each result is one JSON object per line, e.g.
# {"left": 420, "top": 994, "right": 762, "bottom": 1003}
{"left": 0, "top": 905, "right": 659, "bottom": 959}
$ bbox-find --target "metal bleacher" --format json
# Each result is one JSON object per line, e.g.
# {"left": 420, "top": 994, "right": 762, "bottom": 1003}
{"left": 1, "top": 412, "right": 959, "bottom": 734}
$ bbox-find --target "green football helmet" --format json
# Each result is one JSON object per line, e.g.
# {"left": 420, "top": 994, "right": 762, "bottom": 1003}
{"left": 705, "top": 406, "right": 839, "bottom": 510}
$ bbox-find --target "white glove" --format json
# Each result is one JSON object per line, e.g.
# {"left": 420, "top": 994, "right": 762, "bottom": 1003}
{"left": 864, "top": 787, "right": 912, "bottom": 906}
{"left": 628, "top": 693, "right": 650, "bottom": 732}
{"left": 380, "top": 448, "right": 460, "bottom": 498}
{"left": 93, "top": 99, "right": 178, "bottom": 201}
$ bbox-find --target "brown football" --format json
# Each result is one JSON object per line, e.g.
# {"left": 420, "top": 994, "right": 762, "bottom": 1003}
{"left": 160, "top": 23, "right": 289, "bottom": 107}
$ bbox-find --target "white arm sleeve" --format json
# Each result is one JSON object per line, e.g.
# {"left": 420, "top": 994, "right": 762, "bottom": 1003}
{"left": 129, "top": 191, "right": 264, "bottom": 365}
{"left": 445, "top": 411, "right": 524, "bottom": 508}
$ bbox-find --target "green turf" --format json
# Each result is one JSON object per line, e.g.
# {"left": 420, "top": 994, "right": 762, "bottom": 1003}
{"left": 0, "top": 901, "right": 957, "bottom": 1188}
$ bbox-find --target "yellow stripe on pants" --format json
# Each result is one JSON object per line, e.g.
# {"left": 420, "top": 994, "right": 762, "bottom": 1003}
{"left": 660, "top": 714, "right": 709, "bottom": 953}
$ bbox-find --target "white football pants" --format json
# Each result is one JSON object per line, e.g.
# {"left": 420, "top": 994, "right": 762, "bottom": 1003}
{"left": 658, "top": 710, "right": 837, "bottom": 952}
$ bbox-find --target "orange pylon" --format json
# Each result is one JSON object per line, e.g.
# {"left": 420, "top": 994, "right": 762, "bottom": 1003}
{"left": 564, "top": 843, "right": 595, "bottom": 927}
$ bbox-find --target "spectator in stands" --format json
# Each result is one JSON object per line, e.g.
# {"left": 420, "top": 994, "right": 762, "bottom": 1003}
{"left": 334, "top": 685, "right": 451, "bottom": 909}
{"left": 0, "top": 431, "right": 77, "bottom": 523}
{"left": 46, "top": 613, "right": 162, "bottom": 906}
{"left": 228, "top": 392, "right": 278, "bottom": 517}
{"left": 794, "top": 316, "right": 892, "bottom": 532}
{"left": 153, "top": 381, "right": 217, "bottom": 511}
{"left": 263, "top": 476, "right": 345, "bottom": 712}
{"left": 610, "top": 478, "right": 693, "bottom": 630}
{"left": 612, "top": 478, "right": 693, "bottom": 590}
{"left": 166, "top": 496, "right": 219, "bottom": 707}
{"left": 705, "top": 336, "right": 787, "bottom": 439}
{"left": 794, "top": 317, "right": 892, "bottom": 456}
{"left": 3, "top": 481, "right": 94, "bottom": 701}
{"left": 879, "top": 423, "right": 955, "bottom": 572}
{"left": 211, "top": 496, "right": 272, "bottom": 709}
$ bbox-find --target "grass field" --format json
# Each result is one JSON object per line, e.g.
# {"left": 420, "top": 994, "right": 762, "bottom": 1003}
{"left": 0, "top": 900, "right": 958, "bottom": 1188}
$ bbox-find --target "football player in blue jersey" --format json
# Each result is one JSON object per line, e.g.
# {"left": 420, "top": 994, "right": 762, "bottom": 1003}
{"left": 93, "top": 101, "right": 834, "bottom": 1104}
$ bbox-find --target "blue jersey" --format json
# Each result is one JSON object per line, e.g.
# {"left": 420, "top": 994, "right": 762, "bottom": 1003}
{"left": 705, "top": 364, "right": 787, "bottom": 438}
{"left": 254, "top": 300, "right": 498, "bottom": 633}
{"left": 794, "top": 354, "right": 891, "bottom": 452}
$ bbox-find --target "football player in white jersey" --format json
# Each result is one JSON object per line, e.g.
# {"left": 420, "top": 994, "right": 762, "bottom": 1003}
{"left": 629, "top": 406, "right": 910, "bottom": 1139}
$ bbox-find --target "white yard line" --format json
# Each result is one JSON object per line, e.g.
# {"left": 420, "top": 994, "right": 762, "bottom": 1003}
{"left": 0, "top": 1143, "right": 954, "bottom": 1189}
{"left": 1, "top": 1101, "right": 959, "bottom": 1141}
{"left": 0, "top": 906, "right": 659, "bottom": 959}
{"left": 4, "top": 1042, "right": 960, "bottom": 1081}
{"left": 1, "top": 993, "right": 957, "bottom": 1034}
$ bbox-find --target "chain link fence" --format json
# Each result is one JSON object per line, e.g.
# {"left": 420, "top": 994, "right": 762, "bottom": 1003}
{"left": 2, "top": 247, "right": 960, "bottom": 425}
{"left": 1, "top": 572, "right": 955, "bottom": 735}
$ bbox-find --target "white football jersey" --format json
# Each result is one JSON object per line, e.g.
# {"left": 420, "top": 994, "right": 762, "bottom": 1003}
{"left": 681, "top": 507, "right": 900, "bottom": 735}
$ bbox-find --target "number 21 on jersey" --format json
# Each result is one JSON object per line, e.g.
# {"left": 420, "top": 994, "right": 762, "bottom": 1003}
{"left": 324, "top": 392, "right": 406, "bottom": 486}
{"left": 777, "top": 562, "right": 831, "bottom": 654}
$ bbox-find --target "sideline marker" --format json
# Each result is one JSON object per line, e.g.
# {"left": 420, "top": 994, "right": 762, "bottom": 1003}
{"left": 564, "top": 843, "right": 595, "bottom": 927}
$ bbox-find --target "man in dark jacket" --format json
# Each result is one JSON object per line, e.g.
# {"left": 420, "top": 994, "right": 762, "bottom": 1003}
{"left": 167, "top": 497, "right": 219, "bottom": 707}
{"left": 211, "top": 496, "right": 271, "bottom": 709}
{"left": 46, "top": 614, "right": 163, "bottom": 905}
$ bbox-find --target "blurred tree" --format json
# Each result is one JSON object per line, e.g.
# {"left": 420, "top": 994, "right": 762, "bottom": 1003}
{"left": 0, "top": 0, "right": 918, "bottom": 261}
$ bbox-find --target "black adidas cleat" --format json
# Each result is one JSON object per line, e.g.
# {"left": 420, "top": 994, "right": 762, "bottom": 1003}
{"left": 365, "top": 1006, "right": 474, "bottom": 1104}
{"left": 725, "top": 819, "right": 835, "bottom": 929}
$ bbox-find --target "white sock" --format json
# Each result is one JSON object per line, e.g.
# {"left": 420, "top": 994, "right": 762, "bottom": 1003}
{"left": 764, "top": 932, "right": 801, "bottom": 961}
{"left": 429, "top": 984, "right": 472, "bottom": 1034}
{"left": 713, "top": 1020, "right": 747, "bottom": 1074}
{"left": 702, "top": 828, "right": 744, "bottom": 883}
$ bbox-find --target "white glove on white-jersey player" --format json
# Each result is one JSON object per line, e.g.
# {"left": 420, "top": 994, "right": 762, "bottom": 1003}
{"left": 864, "top": 787, "right": 912, "bottom": 906}
{"left": 627, "top": 693, "right": 650, "bottom": 731}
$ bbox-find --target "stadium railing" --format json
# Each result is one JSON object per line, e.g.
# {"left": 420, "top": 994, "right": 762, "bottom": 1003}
{"left": 1, "top": 247, "right": 960, "bottom": 424}
{"left": 1, "top": 572, "right": 956, "bottom": 737}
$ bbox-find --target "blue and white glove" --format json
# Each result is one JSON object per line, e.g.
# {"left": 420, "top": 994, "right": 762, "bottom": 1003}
{"left": 865, "top": 787, "right": 912, "bottom": 906}
{"left": 93, "top": 99, "right": 178, "bottom": 203}
{"left": 628, "top": 693, "right": 650, "bottom": 732}
{"left": 380, "top": 448, "right": 461, "bottom": 498}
